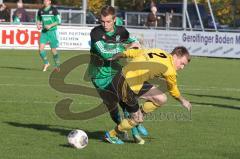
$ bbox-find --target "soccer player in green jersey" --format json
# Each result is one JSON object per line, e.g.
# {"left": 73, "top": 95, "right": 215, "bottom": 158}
{"left": 89, "top": 5, "right": 148, "bottom": 144}
{"left": 36, "top": 0, "right": 61, "bottom": 72}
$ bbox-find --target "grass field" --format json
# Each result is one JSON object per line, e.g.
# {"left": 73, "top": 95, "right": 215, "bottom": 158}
{"left": 0, "top": 49, "right": 239, "bottom": 159}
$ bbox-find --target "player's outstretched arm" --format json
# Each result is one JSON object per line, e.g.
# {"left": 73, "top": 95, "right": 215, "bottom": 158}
{"left": 107, "top": 48, "right": 144, "bottom": 61}
{"left": 176, "top": 96, "right": 192, "bottom": 111}
{"left": 124, "top": 42, "right": 141, "bottom": 49}
{"left": 107, "top": 53, "right": 124, "bottom": 61}
{"left": 36, "top": 21, "right": 42, "bottom": 30}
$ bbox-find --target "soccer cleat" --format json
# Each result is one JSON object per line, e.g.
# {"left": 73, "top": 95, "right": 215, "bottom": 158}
{"left": 131, "top": 127, "right": 139, "bottom": 136}
{"left": 131, "top": 127, "right": 145, "bottom": 145}
{"left": 104, "top": 132, "right": 124, "bottom": 144}
{"left": 42, "top": 63, "right": 50, "bottom": 72}
{"left": 133, "top": 134, "right": 145, "bottom": 145}
{"left": 117, "top": 131, "right": 129, "bottom": 141}
{"left": 137, "top": 124, "right": 148, "bottom": 136}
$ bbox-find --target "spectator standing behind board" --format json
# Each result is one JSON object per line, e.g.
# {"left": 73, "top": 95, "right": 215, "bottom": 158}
{"left": 12, "top": 1, "right": 30, "bottom": 23}
{"left": 0, "top": 3, "right": 10, "bottom": 22}
{"left": 146, "top": 5, "right": 160, "bottom": 28}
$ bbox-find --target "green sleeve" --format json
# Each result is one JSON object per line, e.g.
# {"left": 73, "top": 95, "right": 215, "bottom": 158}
{"left": 126, "top": 37, "right": 138, "bottom": 44}
{"left": 55, "top": 14, "right": 61, "bottom": 24}
{"left": 36, "top": 10, "right": 41, "bottom": 22}
{"left": 93, "top": 40, "right": 125, "bottom": 59}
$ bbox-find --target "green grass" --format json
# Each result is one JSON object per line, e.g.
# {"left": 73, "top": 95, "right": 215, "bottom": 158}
{"left": 0, "top": 50, "right": 240, "bottom": 159}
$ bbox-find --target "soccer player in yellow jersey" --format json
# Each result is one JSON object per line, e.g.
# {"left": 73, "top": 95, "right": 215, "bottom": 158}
{"left": 104, "top": 46, "right": 192, "bottom": 144}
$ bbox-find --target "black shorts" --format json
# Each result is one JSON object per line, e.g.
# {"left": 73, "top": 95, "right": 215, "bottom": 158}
{"left": 111, "top": 73, "right": 153, "bottom": 113}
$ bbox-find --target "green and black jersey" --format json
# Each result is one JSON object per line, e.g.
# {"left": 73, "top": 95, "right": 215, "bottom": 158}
{"left": 36, "top": 6, "right": 61, "bottom": 32}
{"left": 89, "top": 25, "right": 137, "bottom": 89}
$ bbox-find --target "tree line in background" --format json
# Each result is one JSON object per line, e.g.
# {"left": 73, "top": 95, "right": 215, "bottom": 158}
{"left": 197, "top": 0, "right": 240, "bottom": 27}
{"left": 74, "top": 0, "right": 240, "bottom": 27}
{"left": 3, "top": 0, "right": 240, "bottom": 27}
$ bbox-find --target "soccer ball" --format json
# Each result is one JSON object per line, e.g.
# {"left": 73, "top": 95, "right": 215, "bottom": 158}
{"left": 67, "top": 129, "right": 88, "bottom": 149}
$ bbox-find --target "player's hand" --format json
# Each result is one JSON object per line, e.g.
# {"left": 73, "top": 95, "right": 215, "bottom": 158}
{"left": 37, "top": 24, "right": 42, "bottom": 30}
{"left": 125, "top": 42, "right": 141, "bottom": 49}
{"left": 181, "top": 99, "right": 192, "bottom": 111}
{"left": 107, "top": 53, "right": 124, "bottom": 61}
{"left": 45, "top": 24, "right": 52, "bottom": 30}
{"left": 178, "top": 96, "right": 192, "bottom": 111}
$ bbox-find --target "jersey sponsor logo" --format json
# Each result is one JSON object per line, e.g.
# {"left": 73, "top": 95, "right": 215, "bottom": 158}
{"left": 43, "top": 16, "right": 52, "bottom": 21}
{"left": 116, "top": 35, "right": 120, "bottom": 42}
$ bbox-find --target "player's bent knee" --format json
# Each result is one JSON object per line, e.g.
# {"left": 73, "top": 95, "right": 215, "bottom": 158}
{"left": 130, "top": 109, "right": 144, "bottom": 124}
{"left": 154, "top": 94, "right": 167, "bottom": 106}
{"left": 132, "top": 117, "right": 143, "bottom": 124}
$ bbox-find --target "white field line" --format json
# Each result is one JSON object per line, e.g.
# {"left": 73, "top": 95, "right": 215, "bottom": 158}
{"left": 0, "top": 75, "right": 47, "bottom": 80}
{"left": 0, "top": 83, "right": 47, "bottom": 87}
{"left": 178, "top": 85, "right": 240, "bottom": 92}
{"left": 0, "top": 100, "right": 198, "bottom": 107}
{"left": 0, "top": 100, "right": 55, "bottom": 104}
{"left": 0, "top": 100, "right": 100, "bottom": 104}
{"left": 0, "top": 83, "right": 240, "bottom": 92}
{"left": 0, "top": 100, "right": 235, "bottom": 108}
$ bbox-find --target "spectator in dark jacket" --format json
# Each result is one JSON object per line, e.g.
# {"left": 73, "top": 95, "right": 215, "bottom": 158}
{"left": 0, "top": 3, "right": 10, "bottom": 22}
{"left": 12, "top": 1, "right": 30, "bottom": 22}
{"left": 146, "top": 5, "right": 160, "bottom": 28}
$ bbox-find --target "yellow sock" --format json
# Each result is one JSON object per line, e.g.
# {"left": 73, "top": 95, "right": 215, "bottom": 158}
{"left": 118, "top": 119, "right": 136, "bottom": 132}
{"left": 142, "top": 101, "right": 160, "bottom": 113}
{"left": 109, "top": 129, "right": 117, "bottom": 137}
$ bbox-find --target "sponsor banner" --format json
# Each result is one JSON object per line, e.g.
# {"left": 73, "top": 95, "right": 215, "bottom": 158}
{"left": 128, "top": 29, "right": 156, "bottom": 48}
{"left": 1, "top": 25, "right": 240, "bottom": 58}
{"left": 58, "top": 26, "right": 91, "bottom": 50}
{"left": 129, "top": 29, "right": 240, "bottom": 58}
{"left": 0, "top": 25, "right": 92, "bottom": 50}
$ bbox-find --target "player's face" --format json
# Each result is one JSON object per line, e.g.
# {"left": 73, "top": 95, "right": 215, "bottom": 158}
{"left": 43, "top": 0, "right": 51, "bottom": 7}
{"left": 101, "top": 15, "right": 116, "bottom": 32}
{"left": 174, "top": 55, "right": 189, "bottom": 71}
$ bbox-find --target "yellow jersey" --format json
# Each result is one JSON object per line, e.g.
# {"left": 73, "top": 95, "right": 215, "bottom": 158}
{"left": 122, "top": 48, "right": 180, "bottom": 98}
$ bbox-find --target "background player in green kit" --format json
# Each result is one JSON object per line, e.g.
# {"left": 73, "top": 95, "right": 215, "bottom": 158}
{"left": 36, "top": 0, "right": 61, "bottom": 72}
{"left": 89, "top": 5, "right": 148, "bottom": 144}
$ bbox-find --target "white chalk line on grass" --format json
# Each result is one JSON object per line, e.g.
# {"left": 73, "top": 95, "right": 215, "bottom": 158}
{"left": 0, "top": 100, "right": 233, "bottom": 108}
{"left": 0, "top": 100, "right": 100, "bottom": 105}
{"left": 0, "top": 75, "right": 48, "bottom": 80}
{"left": 0, "top": 100, "right": 55, "bottom": 104}
{"left": 1, "top": 83, "right": 240, "bottom": 92}
{"left": 0, "top": 83, "right": 91, "bottom": 87}
{"left": 0, "top": 83, "right": 47, "bottom": 87}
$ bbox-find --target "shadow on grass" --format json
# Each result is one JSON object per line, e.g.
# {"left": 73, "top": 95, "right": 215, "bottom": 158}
{"left": 185, "top": 93, "right": 240, "bottom": 110}
{"left": 185, "top": 93, "right": 240, "bottom": 102}
{"left": 4, "top": 121, "right": 155, "bottom": 146}
{"left": 3, "top": 121, "right": 105, "bottom": 140}
{"left": 191, "top": 101, "right": 240, "bottom": 110}
{"left": 0, "top": 66, "right": 39, "bottom": 71}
